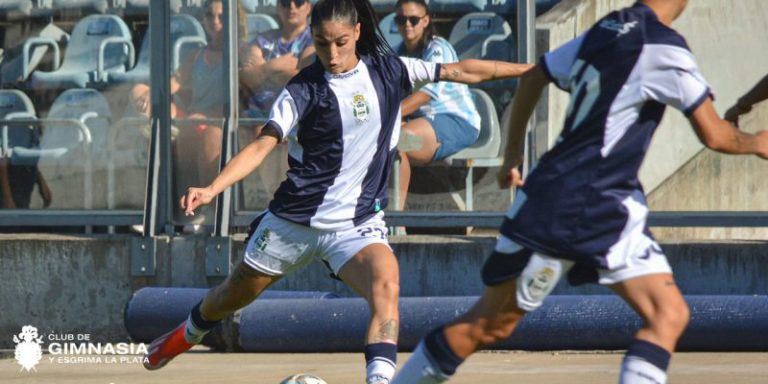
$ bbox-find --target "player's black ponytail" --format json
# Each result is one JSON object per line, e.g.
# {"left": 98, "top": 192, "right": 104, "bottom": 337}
{"left": 310, "top": 0, "right": 393, "bottom": 57}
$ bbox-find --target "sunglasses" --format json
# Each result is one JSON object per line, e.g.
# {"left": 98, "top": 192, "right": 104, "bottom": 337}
{"left": 394, "top": 15, "right": 424, "bottom": 26}
{"left": 278, "top": 0, "right": 307, "bottom": 7}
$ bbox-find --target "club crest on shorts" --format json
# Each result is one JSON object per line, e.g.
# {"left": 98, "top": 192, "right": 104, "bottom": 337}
{"left": 351, "top": 93, "right": 370, "bottom": 123}
{"left": 526, "top": 266, "right": 556, "bottom": 300}
{"left": 254, "top": 228, "right": 271, "bottom": 252}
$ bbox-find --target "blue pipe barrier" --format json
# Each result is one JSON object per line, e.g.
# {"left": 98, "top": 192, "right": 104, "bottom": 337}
{"left": 238, "top": 295, "right": 768, "bottom": 352}
{"left": 124, "top": 287, "right": 339, "bottom": 345}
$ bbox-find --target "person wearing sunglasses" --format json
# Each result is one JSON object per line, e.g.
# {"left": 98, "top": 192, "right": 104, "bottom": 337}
{"left": 241, "top": 0, "right": 315, "bottom": 117}
{"left": 391, "top": 0, "right": 481, "bottom": 213}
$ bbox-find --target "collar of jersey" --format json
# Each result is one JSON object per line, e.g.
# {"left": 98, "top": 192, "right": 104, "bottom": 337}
{"left": 326, "top": 59, "right": 363, "bottom": 80}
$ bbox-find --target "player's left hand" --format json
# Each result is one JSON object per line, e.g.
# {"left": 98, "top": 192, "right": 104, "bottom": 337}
{"left": 497, "top": 163, "right": 524, "bottom": 189}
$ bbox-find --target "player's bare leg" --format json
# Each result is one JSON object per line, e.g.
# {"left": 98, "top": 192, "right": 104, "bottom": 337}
{"left": 144, "top": 262, "right": 279, "bottom": 370}
{"left": 339, "top": 243, "right": 400, "bottom": 384}
{"left": 391, "top": 280, "right": 525, "bottom": 383}
{"left": 610, "top": 273, "right": 689, "bottom": 384}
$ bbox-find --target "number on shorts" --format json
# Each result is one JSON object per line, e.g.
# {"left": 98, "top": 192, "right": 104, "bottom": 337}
{"left": 358, "top": 227, "right": 386, "bottom": 240}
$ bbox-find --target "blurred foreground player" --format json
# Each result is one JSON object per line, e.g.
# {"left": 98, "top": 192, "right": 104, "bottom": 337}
{"left": 392, "top": 1, "right": 768, "bottom": 383}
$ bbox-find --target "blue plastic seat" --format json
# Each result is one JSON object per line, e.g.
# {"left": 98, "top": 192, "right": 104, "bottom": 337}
{"left": 124, "top": 0, "right": 181, "bottom": 14}
{"left": 377, "top": 13, "right": 402, "bottom": 50}
{"left": 246, "top": 13, "right": 279, "bottom": 41}
{"left": 240, "top": 0, "right": 259, "bottom": 13}
{"left": 109, "top": 14, "right": 206, "bottom": 85}
{"left": 1, "top": 23, "right": 68, "bottom": 87}
{"left": 449, "top": 12, "right": 517, "bottom": 112}
{"left": 30, "top": 14, "right": 134, "bottom": 90}
{"left": 35, "top": 89, "right": 112, "bottom": 208}
{"left": 391, "top": 89, "right": 502, "bottom": 212}
{"left": 0, "top": 90, "right": 35, "bottom": 119}
{"left": 0, "top": 1, "right": 34, "bottom": 19}
{"left": 51, "top": 0, "right": 109, "bottom": 13}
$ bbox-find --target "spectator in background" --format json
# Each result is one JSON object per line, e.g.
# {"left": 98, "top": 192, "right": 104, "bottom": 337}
{"left": 392, "top": 0, "right": 481, "bottom": 211}
{"left": 241, "top": 0, "right": 315, "bottom": 117}
{"left": 725, "top": 74, "right": 768, "bottom": 126}
{"left": 0, "top": 126, "right": 52, "bottom": 209}
{"left": 128, "top": 0, "right": 248, "bottom": 231}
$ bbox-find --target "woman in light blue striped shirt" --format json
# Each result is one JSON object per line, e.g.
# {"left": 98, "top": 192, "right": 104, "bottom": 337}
{"left": 393, "top": 0, "right": 481, "bottom": 210}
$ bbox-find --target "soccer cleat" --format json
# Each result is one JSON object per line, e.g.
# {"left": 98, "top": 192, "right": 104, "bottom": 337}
{"left": 143, "top": 322, "right": 194, "bottom": 370}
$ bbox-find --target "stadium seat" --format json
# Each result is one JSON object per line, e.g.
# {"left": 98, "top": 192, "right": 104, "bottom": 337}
{"left": 124, "top": 0, "right": 181, "bottom": 14}
{"left": 0, "top": 1, "right": 33, "bottom": 19}
{"left": 430, "top": 0, "right": 485, "bottom": 14}
{"left": 37, "top": 88, "right": 111, "bottom": 208}
{"left": 391, "top": 89, "right": 503, "bottom": 211}
{"left": 1, "top": 23, "right": 68, "bottom": 87}
{"left": 448, "top": 12, "right": 517, "bottom": 112}
{"left": 246, "top": 13, "right": 279, "bottom": 41}
{"left": 109, "top": 13, "right": 206, "bottom": 85}
{"left": 29, "top": 14, "right": 134, "bottom": 90}
{"left": 51, "top": 0, "right": 109, "bottom": 13}
{"left": 377, "top": 13, "right": 402, "bottom": 50}
{"left": 437, "top": 88, "right": 502, "bottom": 211}
{"left": 0, "top": 90, "right": 35, "bottom": 119}
{"left": 240, "top": 0, "right": 259, "bottom": 13}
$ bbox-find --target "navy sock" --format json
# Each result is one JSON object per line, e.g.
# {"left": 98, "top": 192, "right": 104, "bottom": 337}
{"left": 365, "top": 342, "right": 397, "bottom": 381}
{"left": 423, "top": 326, "right": 464, "bottom": 376}
{"left": 190, "top": 301, "right": 221, "bottom": 331}
{"left": 626, "top": 339, "right": 671, "bottom": 371}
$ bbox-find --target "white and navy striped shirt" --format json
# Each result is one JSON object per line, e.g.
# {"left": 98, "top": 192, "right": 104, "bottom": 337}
{"left": 265, "top": 54, "right": 440, "bottom": 230}
{"left": 502, "top": 2, "right": 711, "bottom": 268}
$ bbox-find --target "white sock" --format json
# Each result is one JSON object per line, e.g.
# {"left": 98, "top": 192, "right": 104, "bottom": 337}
{"left": 390, "top": 342, "right": 449, "bottom": 384}
{"left": 620, "top": 356, "right": 668, "bottom": 384}
{"left": 367, "top": 358, "right": 396, "bottom": 383}
{"left": 183, "top": 315, "right": 209, "bottom": 344}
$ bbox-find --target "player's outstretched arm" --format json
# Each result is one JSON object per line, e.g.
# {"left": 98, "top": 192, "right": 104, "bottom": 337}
{"left": 690, "top": 97, "right": 768, "bottom": 159}
{"left": 181, "top": 127, "right": 280, "bottom": 216}
{"left": 439, "top": 60, "right": 534, "bottom": 84}
{"left": 724, "top": 74, "right": 768, "bottom": 124}
{"left": 497, "top": 65, "right": 551, "bottom": 189}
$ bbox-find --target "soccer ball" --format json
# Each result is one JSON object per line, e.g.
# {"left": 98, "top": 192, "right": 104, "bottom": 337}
{"left": 279, "top": 373, "right": 328, "bottom": 384}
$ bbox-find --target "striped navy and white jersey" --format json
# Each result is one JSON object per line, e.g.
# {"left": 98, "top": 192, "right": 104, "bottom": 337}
{"left": 264, "top": 54, "right": 440, "bottom": 231}
{"left": 501, "top": 2, "right": 711, "bottom": 268}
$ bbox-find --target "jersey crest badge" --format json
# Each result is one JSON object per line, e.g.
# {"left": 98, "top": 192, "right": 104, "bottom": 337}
{"left": 352, "top": 94, "right": 371, "bottom": 123}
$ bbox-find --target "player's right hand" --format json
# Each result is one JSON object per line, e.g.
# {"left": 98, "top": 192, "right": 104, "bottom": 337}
{"left": 180, "top": 187, "right": 216, "bottom": 216}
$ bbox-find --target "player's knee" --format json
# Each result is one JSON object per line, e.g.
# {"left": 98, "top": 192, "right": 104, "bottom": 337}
{"left": 650, "top": 302, "right": 690, "bottom": 336}
{"left": 371, "top": 278, "right": 400, "bottom": 303}
{"left": 661, "top": 302, "right": 690, "bottom": 333}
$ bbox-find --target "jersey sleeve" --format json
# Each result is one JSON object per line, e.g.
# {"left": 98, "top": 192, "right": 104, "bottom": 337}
{"left": 642, "top": 46, "right": 712, "bottom": 116}
{"left": 539, "top": 33, "right": 586, "bottom": 91}
{"left": 398, "top": 56, "right": 441, "bottom": 86}
{"left": 266, "top": 88, "right": 300, "bottom": 141}
{"left": 417, "top": 39, "right": 457, "bottom": 99}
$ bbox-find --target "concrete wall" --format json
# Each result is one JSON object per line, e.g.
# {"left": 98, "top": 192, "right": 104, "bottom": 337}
{"left": 648, "top": 102, "right": 768, "bottom": 240}
{"left": 533, "top": 0, "right": 768, "bottom": 192}
{"left": 2, "top": 234, "right": 767, "bottom": 348}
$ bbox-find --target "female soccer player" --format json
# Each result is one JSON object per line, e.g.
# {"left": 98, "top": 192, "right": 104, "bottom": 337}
{"left": 143, "top": 0, "right": 531, "bottom": 383}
